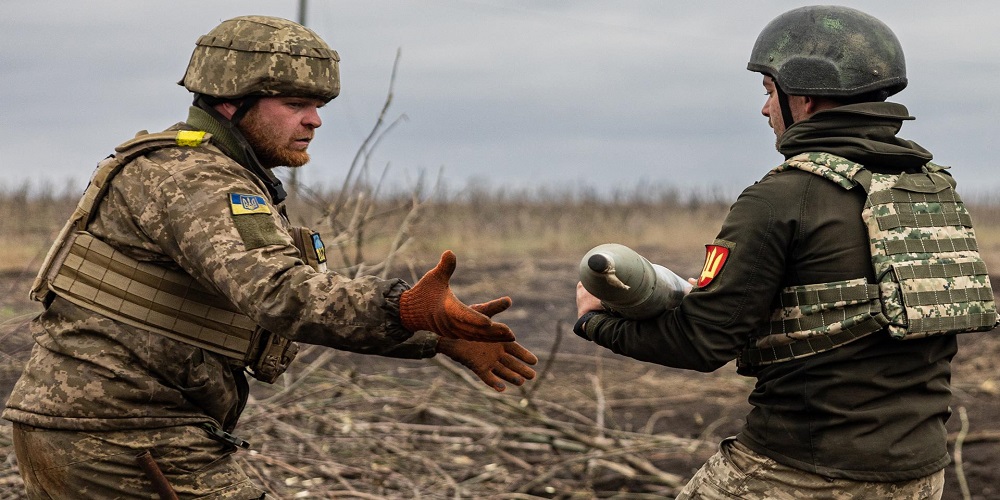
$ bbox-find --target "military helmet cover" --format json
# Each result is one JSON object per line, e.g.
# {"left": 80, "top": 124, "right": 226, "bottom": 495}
{"left": 181, "top": 15, "right": 340, "bottom": 101}
{"left": 747, "top": 5, "right": 906, "bottom": 98}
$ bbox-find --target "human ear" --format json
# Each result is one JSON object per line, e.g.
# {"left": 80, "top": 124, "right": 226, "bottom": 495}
{"left": 214, "top": 101, "right": 240, "bottom": 120}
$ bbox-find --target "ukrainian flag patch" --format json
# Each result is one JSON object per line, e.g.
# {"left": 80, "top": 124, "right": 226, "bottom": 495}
{"left": 312, "top": 233, "right": 327, "bottom": 263}
{"left": 229, "top": 193, "right": 272, "bottom": 215}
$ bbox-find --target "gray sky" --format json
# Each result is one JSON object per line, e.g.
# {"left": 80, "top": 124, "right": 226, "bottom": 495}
{"left": 3, "top": 1, "right": 998, "bottom": 198}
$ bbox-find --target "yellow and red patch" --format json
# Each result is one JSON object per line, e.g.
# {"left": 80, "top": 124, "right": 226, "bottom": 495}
{"left": 697, "top": 244, "right": 730, "bottom": 288}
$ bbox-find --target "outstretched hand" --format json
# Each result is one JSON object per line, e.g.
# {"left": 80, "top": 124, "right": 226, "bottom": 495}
{"left": 400, "top": 251, "right": 516, "bottom": 342}
{"left": 436, "top": 300, "right": 538, "bottom": 392}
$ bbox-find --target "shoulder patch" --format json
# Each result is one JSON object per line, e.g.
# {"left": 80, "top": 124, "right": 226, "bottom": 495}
{"left": 229, "top": 193, "right": 272, "bottom": 215}
{"left": 311, "top": 233, "right": 327, "bottom": 263}
{"left": 697, "top": 242, "right": 733, "bottom": 288}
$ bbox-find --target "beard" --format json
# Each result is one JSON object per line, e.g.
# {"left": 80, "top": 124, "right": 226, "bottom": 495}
{"left": 239, "top": 108, "right": 311, "bottom": 168}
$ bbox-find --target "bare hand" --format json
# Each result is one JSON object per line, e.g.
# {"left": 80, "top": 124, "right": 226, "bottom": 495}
{"left": 576, "top": 281, "right": 604, "bottom": 318}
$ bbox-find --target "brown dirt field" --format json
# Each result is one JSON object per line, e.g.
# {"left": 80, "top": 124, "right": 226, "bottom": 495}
{"left": 0, "top": 258, "right": 997, "bottom": 498}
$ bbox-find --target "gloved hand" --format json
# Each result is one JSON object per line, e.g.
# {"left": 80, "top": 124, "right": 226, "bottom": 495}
{"left": 400, "top": 250, "right": 515, "bottom": 342}
{"left": 436, "top": 300, "right": 538, "bottom": 391}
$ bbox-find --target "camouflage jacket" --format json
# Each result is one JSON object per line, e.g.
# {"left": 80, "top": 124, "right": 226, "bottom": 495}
{"left": 3, "top": 107, "right": 437, "bottom": 432}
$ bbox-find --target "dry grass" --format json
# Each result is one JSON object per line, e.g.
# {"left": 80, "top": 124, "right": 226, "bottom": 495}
{"left": 9, "top": 182, "right": 1000, "bottom": 278}
{"left": 419, "top": 198, "right": 728, "bottom": 262}
{"left": 0, "top": 185, "right": 78, "bottom": 273}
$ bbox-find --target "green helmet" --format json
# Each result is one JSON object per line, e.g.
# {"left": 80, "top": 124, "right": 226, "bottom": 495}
{"left": 180, "top": 15, "right": 340, "bottom": 102}
{"left": 747, "top": 5, "right": 906, "bottom": 99}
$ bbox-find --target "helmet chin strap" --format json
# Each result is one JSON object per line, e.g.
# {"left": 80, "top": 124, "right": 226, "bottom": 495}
{"left": 193, "top": 94, "right": 287, "bottom": 204}
{"left": 775, "top": 82, "right": 795, "bottom": 130}
{"left": 228, "top": 98, "right": 257, "bottom": 128}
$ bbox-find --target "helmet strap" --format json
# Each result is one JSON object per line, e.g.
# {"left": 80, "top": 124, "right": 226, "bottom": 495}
{"left": 193, "top": 94, "right": 287, "bottom": 204}
{"left": 775, "top": 83, "right": 795, "bottom": 130}
{"left": 229, "top": 97, "right": 259, "bottom": 128}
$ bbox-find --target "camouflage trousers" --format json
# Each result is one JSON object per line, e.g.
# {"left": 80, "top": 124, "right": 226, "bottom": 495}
{"left": 12, "top": 422, "right": 265, "bottom": 499}
{"left": 676, "top": 437, "right": 945, "bottom": 499}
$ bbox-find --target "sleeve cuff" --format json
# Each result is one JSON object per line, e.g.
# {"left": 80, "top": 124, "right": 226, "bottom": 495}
{"left": 383, "top": 279, "right": 413, "bottom": 341}
{"left": 573, "top": 311, "right": 601, "bottom": 341}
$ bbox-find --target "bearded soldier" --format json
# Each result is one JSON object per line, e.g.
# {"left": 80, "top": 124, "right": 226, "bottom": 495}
{"left": 576, "top": 6, "right": 994, "bottom": 498}
{"left": 4, "top": 16, "right": 538, "bottom": 498}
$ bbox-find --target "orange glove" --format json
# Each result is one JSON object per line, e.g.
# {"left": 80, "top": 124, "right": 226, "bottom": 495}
{"left": 400, "top": 251, "right": 515, "bottom": 342}
{"left": 436, "top": 300, "right": 538, "bottom": 391}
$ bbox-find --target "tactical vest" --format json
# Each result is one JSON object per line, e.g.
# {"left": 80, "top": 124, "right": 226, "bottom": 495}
{"left": 739, "top": 152, "right": 997, "bottom": 370}
{"left": 30, "top": 130, "right": 327, "bottom": 383}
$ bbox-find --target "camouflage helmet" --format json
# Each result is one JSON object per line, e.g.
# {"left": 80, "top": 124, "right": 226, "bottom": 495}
{"left": 181, "top": 15, "right": 340, "bottom": 101}
{"left": 747, "top": 5, "right": 906, "bottom": 98}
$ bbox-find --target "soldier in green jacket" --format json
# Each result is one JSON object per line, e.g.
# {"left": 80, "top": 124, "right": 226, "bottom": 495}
{"left": 575, "top": 6, "right": 994, "bottom": 498}
{"left": 4, "top": 16, "right": 537, "bottom": 498}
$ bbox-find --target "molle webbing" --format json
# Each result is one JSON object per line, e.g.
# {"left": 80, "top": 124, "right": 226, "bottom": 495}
{"left": 31, "top": 129, "right": 259, "bottom": 362}
{"left": 740, "top": 279, "right": 888, "bottom": 368}
{"left": 49, "top": 232, "right": 257, "bottom": 359}
{"left": 79, "top": 131, "right": 210, "bottom": 230}
{"left": 865, "top": 166, "right": 997, "bottom": 339}
{"left": 30, "top": 130, "right": 212, "bottom": 302}
{"left": 30, "top": 129, "right": 306, "bottom": 381}
{"left": 741, "top": 152, "right": 997, "bottom": 369}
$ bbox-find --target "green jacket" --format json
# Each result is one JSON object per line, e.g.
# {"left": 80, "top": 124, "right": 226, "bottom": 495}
{"left": 581, "top": 102, "right": 955, "bottom": 482}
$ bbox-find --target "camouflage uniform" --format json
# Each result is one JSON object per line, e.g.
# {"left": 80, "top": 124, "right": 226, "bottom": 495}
{"left": 13, "top": 422, "right": 264, "bottom": 498}
{"left": 2, "top": 18, "right": 437, "bottom": 493}
{"left": 676, "top": 438, "right": 944, "bottom": 499}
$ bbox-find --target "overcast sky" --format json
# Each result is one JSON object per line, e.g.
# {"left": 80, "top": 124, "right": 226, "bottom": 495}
{"left": 2, "top": 1, "right": 998, "bottom": 199}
